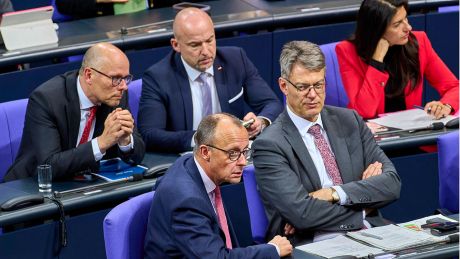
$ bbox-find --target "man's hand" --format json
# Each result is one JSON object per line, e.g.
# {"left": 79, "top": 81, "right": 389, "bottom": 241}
{"left": 243, "top": 112, "right": 263, "bottom": 139}
{"left": 113, "top": 108, "right": 134, "bottom": 146}
{"left": 309, "top": 188, "right": 334, "bottom": 202}
{"left": 268, "top": 235, "right": 293, "bottom": 257}
{"left": 284, "top": 223, "right": 295, "bottom": 235}
{"left": 97, "top": 108, "right": 134, "bottom": 153}
{"left": 362, "top": 161, "right": 382, "bottom": 180}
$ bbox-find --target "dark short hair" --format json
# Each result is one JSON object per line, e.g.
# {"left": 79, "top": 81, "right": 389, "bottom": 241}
{"left": 194, "top": 113, "right": 242, "bottom": 152}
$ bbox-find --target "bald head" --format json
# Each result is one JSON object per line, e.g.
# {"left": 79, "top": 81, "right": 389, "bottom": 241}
{"left": 173, "top": 8, "right": 213, "bottom": 40}
{"left": 171, "top": 8, "right": 216, "bottom": 71}
{"left": 80, "top": 42, "right": 127, "bottom": 75}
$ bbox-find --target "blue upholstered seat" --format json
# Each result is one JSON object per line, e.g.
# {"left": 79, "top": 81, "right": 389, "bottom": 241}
{"left": 128, "top": 79, "right": 142, "bottom": 124}
{"left": 0, "top": 99, "right": 28, "bottom": 181}
{"left": 103, "top": 191, "right": 155, "bottom": 259}
{"left": 437, "top": 131, "right": 459, "bottom": 213}
{"left": 320, "top": 42, "right": 349, "bottom": 107}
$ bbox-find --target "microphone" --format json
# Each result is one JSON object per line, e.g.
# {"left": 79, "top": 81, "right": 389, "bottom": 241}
{"left": 375, "top": 122, "right": 444, "bottom": 136}
{"left": 54, "top": 174, "right": 143, "bottom": 198}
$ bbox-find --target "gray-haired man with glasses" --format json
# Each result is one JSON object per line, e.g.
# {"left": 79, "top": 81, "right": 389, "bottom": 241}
{"left": 5, "top": 42, "right": 145, "bottom": 181}
{"left": 252, "top": 41, "right": 401, "bottom": 245}
{"left": 144, "top": 112, "right": 292, "bottom": 258}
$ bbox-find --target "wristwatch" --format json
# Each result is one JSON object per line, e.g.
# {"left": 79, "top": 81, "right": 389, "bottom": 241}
{"left": 330, "top": 188, "right": 339, "bottom": 203}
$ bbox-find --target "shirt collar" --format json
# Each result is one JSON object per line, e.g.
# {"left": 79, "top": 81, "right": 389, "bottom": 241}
{"left": 194, "top": 156, "right": 217, "bottom": 194}
{"left": 181, "top": 56, "right": 214, "bottom": 82}
{"left": 286, "top": 105, "right": 325, "bottom": 136}
{"left": 77, "top": 75, "right": 96, "bottom": 110}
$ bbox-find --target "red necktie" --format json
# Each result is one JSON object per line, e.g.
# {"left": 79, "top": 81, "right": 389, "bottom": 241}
{"left": 214, "top": 186, "right": 232, "bottom": 249}
{"left": 78, "top": 106, "right": 97, "bottom": 146}
{"left": 308, "top": 124, "right": 343, "bottom": 185}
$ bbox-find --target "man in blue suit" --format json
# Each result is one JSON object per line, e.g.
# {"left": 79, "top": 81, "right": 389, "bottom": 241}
{"left": 138, "top": 7, "right": 283, "bottom": 153}
{"left": 144, "top": 113, "right": 292, "bottom": 258}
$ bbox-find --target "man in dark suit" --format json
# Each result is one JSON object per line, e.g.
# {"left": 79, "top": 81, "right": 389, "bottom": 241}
{"left": 144, "top": 113, "right": 292, "bottom": 258}
{"left": 4, "top": 42, "right": 145, "bottom": 181}
{"left": 252, "top": 41, "right": 401, "bottom": 245}
{"left": 138, "top": 7, "right": 283, "bottom": 153}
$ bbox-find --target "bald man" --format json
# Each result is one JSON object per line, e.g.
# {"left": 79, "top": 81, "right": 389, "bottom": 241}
{"left": 138, "top": 7, "right": 282, "bottom": 153}
{"left": 5, "top": 43, "right": 145, "bottom": 181}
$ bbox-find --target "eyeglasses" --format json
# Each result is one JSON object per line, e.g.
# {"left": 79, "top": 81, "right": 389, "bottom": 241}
{"left": 283, "top": 77, "right": 325, "bottom": 94}
{"left": 90, "top": 67, "right": 133, "bottom": 87}
{"left": 206, "top": 144, "right": 252, "bottom": 162}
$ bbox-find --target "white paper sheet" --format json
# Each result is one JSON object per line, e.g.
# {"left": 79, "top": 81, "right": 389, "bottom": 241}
{"left": 296, "top": 235, "right": 384, "bottom": 258}
{"left": 369, "top": 109, "right": 456, "bottom": 130}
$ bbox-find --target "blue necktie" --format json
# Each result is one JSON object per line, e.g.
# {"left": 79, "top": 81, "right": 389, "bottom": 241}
{"left": 199, "top": 73, "right": 213, "bottom": 118}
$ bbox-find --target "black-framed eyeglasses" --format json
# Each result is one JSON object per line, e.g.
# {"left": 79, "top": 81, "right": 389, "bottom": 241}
{"left": 90, "top": 67, "right": 133, "bottom": 87}
{"left": 282, "top": 77, "right": 325, "bottom": 94}
{"left": 206, "top": 144, "right": 252, "bottom": 162}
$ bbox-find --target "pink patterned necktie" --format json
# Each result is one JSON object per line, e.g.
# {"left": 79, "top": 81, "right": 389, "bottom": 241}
{"left": 308, "top": 124, "right": 343, "bottom": 185}
{"left": 78, "top": 106, "right": 97, "bottom": 146}
{"left": 214, "top": 186, "right": 233, "bottom": 249}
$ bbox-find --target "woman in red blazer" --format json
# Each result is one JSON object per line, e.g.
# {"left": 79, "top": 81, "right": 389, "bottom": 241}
{"left": 336, "top": 0, "right": 458, "bottom": 120}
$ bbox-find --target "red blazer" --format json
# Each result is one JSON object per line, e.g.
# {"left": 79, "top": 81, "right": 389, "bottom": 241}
{"left": 336, "top": 31, "right": 459, "bottom": 119}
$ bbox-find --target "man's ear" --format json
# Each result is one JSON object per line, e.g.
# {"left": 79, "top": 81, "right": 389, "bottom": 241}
{"left": 171, "top": 38, "right": 180, "bottom": 53}
{"left": 83, "top": 67, "right": 93, "bottom": 85}
{"left": 199, "top": 145, "right": 211, "bottom": 161}
{"left": 279, "top": 77, "right": 288, "bottom": 96}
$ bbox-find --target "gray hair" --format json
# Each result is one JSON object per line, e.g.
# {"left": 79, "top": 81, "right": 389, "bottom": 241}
{"left": 193, "top": 113, "right": 242, "bottom": 153}
{"left": 279, "top": 41, "right": 325, "bottom": 78}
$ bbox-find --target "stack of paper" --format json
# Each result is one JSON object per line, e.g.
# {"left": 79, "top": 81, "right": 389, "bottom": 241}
{"left": 296, "top": 235, "right": 384, "bottom": 258}
{"left": 369, "top": 109, "right": 456, "bottom": 130}
{"left": 346, "top": 224, "right": 437, "bottom": 251}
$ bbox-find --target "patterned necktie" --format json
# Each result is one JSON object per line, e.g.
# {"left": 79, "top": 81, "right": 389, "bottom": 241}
{"left": 308, "top": 124, "right": 343, "bottom": 185}
{"left": 198, "top": 73, "right": 213, "bottom": 118}
{"left": 214, "top": 186, "right": 233, "bottom": 249}
{"left": 78, "top": 106, "right": 98, "bottom": 146}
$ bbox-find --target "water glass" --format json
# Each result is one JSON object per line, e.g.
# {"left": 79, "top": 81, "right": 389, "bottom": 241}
{"left": 37, "top": 164, "right": 52, "bottom": 196}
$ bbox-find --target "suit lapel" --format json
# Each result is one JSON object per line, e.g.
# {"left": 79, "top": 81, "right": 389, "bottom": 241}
{"left": 174, "top": 54, "right": 194, "bottom": 130}
{"left": 65, "top": 72, "right": 82, "bottom": 148}
{"left": 321, "top": 107, "right": 353, "bottom": 184}
{"left": 213, "top": 59, "right": 230, "bottom": 113}
{"left": 280, "top": 111, "right": 322, "bottom": 190}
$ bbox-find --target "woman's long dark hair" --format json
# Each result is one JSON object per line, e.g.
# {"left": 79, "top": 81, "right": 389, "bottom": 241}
{"left": 351, "top": 0, "right": 420, "bottom": 97}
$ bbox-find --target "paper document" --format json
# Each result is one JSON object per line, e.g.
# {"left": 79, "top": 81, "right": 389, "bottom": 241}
{"left": 398, "top": 214, "right": 458, "bottom": 242}
{"left": 347, "top": 224, "right": 436, "bottom": 250}
{"left": 369, "top": 109, "right": 456, "bottom": 130}
{"left": 296, "top": 235, "right": 384, "bottom": 258}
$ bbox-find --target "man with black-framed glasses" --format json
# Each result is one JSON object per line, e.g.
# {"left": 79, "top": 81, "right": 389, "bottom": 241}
{"left": 252, "top": 41, "right": 401, "bottom": 245}
{"left": 5, "top": 42, "right": 145, "bottom": 181}
{"left": 144, "top": 113, "right": 292, "bottom": 258}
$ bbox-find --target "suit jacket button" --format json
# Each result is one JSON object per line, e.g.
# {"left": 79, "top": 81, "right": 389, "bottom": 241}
{"left": 340, "top": 225, "right": 346, "bottom": 229}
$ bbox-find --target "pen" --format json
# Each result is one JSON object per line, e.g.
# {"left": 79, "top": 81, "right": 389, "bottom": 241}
{"left": 359, "top": 232, "right": 383, "bottom": 240}
{"left": 413, "top": 105, "right": 432, "bottom": 113}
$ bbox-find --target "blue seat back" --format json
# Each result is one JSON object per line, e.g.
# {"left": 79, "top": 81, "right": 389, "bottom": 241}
{"left": 0, "top": 99, "right": 28, "bottom": 181}
{"left": 242, "top": 164, "right": 268, "bottom": 244}
{"left": 437, "top": 131, "right": 459, "bottom": 213}
{"left": 103, "top": 191, "right": 155, "bottom": 259}
{"left": 320, "top": 42, "right": 349, "bottom": 107}
{"left": 128, "top": 79, "right": 142, "bottom": 124}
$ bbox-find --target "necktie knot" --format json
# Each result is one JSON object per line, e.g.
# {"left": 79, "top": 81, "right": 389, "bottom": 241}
{"left": 308, "top": 124, "right": 322, "bottom": 137}
{"left": 198, "top": 72, "right": 208, "bottom": 83}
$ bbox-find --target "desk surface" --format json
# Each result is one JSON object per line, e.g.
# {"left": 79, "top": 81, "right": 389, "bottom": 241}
{"left": 0, "top": 0, "right": 456, "bottom": 66}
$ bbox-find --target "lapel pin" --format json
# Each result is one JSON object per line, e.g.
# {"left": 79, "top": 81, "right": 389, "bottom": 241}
{"left": 218, "top": 66, "right": 222, "bottom": 71}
